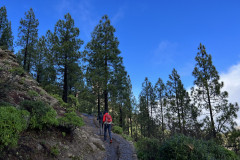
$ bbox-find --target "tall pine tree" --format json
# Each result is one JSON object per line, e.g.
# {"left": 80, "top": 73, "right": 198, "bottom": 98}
{"left": 0, "top": 6, "right": 13, "bottom": 51}
{"left": 85, "top": 15, "right": 122, "bottom": 112}
{"left": 192, "top": 43, "right": 239, "bottom": 138}
{"left": 53, "top": 13, "right": 83, "bottom": 102}
{"left": 155, "top": 78, "right": 166, "bottom": 137}
{"left": 17, "top": 8, "right": 39, "bottom": 72}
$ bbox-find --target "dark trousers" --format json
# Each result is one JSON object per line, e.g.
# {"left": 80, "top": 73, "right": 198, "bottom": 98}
{"left": 104, "top": 124, "right": 112, "bottom": 140}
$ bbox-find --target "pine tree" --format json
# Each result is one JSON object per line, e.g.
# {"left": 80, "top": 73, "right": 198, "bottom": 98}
{"left": 85, "top": 15, "right": 122, "bottom": 112}
{"left": 166, "top": 68, "right": 182, "bottom": 134}
{"left": 17, "top": 8, "right": 39, "bottom": 72}
{"left": 192, "top": 43, "right": 239, "bottom": 138}
{"left": 41, "top": 30, "right": 57, "bottom": 92}
{"left": 33, "top": 35, "right": 47, "bottom": 83}
{"left": 140, "top": 77, "right": 151, "bottom": 137}
{"left": 155, "top": 78, "right": 166, "bottom": 137}
{"left": 53, "top": 13, "right": 83, "bottom": 102}
{"left": 125, "top": 75, "right": 134, "bottom": 136}
{"left": 0, "top": 6, "right": 13, "bottom": 51}
{"left": 166, "top": 68, "right": 191, "bottom": 135}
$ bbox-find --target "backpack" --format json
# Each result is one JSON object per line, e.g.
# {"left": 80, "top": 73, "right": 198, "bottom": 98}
{"left": 105, "top": 114, "right": 112, "bottom": 124}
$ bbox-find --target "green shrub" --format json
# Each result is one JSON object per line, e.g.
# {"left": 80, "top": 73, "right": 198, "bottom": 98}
{"left": 27, "top": 90, "right": 39, "bottom": 97}
{"left": 50, "top": 145, "right": 60, "bottom": 156}
{"left": 136, "top": 135, "right": 240, "bottom": 160}
{"left": 62, "top": 132, "right": 66, "bottom": 137}
{"left": 20, "top": 100, "right": 58, "bottom": 130}
{"left": 0, "top": 101, "right": 12, "bottom": 107}
{"left": 158, "top": 135, "right": 240, "bottom": 160}
{"left": 112, "top": 126, "right": 123, "bottom": 135}
{"left": 136, "top": 137, "right": 160, "bottom": 160}
{"left": 58, "top": 111, "right": 84, "bottom": 128}
{"left": 122, "top": 134, "right": 133, "bottom": 142}
{"left": 9, "top": 67, "right": 25, "bottom": 76}
{"left": 0, "top": 106, "right": 29, "bottom": 150}
{"left": 51, "top": 94, "right": 68, "bottom": 108}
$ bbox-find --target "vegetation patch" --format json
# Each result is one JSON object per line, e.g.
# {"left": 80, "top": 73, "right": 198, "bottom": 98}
{"left": 0, "top": 105, "right": 29, "bottom": 150}
{"left": 58, "top": 111, "right": 84, "bottom": 128}
{"left": 20, "top": 100, "right": 58, "bottom": 130}
{"left": 27, "top": 90, "right": 39, "bottom": 98}
{"left": 122, "top": 134, "right": 133, "bottom": 142}
{"left": 50, "top": 144, "right": 60, "bottom": 156}
{"left": 51, "top": 94, "right": 68, "bottom": 108}
{"left": 136, "top": 135, "right": 240, "bottom": 160}
{"left": 9, "top": 66, "right": 25, "bottom": 76}
{"left": 112, "top": 126, "right": 123, "bottom": 135}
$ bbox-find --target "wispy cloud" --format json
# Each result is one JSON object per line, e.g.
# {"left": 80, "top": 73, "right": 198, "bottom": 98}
{"left": 55, "top": 0, "right": 72, "bottom": 15}
{"left": 54, "top": 0, "right": 126, "bottom": 41}
{"left": 55, "top": 0, "right": 98, "bottom": 40}
{"left": 112, "top": 6, "right": 126, "bottom": 25}
{"left": 153, "top": 40, "right": 178, "bottom": 65}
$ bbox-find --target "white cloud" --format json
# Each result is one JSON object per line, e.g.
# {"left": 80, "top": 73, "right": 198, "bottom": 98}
{"left": 220, "top": 63, "right": 240, "bottom": 125}
{"left": 220, "top": 63, "right": 240, "bottom": 105}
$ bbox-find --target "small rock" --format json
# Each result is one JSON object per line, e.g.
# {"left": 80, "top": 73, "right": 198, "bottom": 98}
{"left": 37, "top": 144, "right": 43, "bottom": 150}
{"left": 63, "top": 145, "right": 69, "bottom": 150}
{"left": 67, "top": 152, "right": 73, "bottom": 157}
{"left": 89, "top": 143, "right": 97, "bottom": 151}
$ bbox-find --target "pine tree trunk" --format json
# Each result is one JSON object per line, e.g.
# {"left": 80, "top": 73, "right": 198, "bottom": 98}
{"left": 119, "top": 103, "right": 123, "bottom": 127}
{"left": 104, "top": 51, "right": 108, "bottom": 112}
{"left": 176, "top": 99, "right": 182, "bottom": 134}
{"left": 24, "top": 17, "right": 31, "bottom": 71}
{"left": 62, "top": 62, "right": 68, "bottom": 103}
{"left": 130, "top": 115, "right": 132, "bottom": 137}
{"left": 98, "top": 89, "right": 100, "bottom": 116}
{"left": 36, "top": 70, "right": 40, "bottom": 83}
{"left": 160, "top": 96, "right": 164, "bottom": 138}
{"left": 206, "top": 86, "right": 216, "bottom": 138}
{"left": 180, "top": 101, "right": 185, "bottom": 134}
{"left": 23, "top": 35, "right": 29, "bottom": 71}
{"left": 27, "top": 45, "right": 31, "bottom": 72}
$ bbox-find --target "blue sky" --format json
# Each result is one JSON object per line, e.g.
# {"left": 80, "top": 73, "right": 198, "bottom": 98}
{"left": 1, "top": 0, "right": 240, "bottom": 109}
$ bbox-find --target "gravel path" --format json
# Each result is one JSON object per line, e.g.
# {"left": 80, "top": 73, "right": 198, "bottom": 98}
{"left": 81, "top": 114, "right": 138, "bottom": 160}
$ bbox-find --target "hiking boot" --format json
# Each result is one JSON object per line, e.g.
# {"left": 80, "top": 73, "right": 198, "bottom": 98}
{"left": 110, "top": 139, "right": 112, "bottom": 143}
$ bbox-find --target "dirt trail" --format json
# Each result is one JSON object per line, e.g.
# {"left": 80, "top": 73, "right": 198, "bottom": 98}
{"left": 81, "top": 114, "right": 138, "bottom": 160}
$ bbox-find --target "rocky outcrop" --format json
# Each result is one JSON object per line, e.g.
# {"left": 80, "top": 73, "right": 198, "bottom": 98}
{"left": 0, "top": 49, "right": 64, "bottom": 115}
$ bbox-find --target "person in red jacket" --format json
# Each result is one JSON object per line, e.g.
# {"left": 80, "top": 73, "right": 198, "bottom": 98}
{"left": 103, "top": 111, "right": 112, "bottom": 143}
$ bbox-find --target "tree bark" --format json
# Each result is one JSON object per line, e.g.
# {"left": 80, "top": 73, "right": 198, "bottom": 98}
{"left": 62, "top": 60, "right": 68, "bottom": 103}
{"left": 98, "top": 89, "right": 100, "bottom": 116}
{"left": 206, "top": 85, "right": 216, "bottom": 138}
{"left": 119, "top": 103, "right": 123, "bottom": 127}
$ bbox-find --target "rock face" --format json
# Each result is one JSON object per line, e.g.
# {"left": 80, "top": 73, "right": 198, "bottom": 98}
{"left": 0, "top": 49, "right": 63, "bottom": 115}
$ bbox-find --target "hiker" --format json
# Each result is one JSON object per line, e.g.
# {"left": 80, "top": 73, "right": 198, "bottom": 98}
{"left": 97, "top": 112, "right": 103, "bottom": 135}
{"left": 103, "top": 111, "right": 112, "bottom": 143}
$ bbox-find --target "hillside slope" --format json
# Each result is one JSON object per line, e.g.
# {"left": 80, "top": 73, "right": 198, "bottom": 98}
{"left": 0, "top": 49, "right": 106, "bottom": 159}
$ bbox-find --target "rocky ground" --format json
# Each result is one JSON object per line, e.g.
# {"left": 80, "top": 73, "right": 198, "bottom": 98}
{"left": 81, "top": 113, "right": 138, "bottom": 160}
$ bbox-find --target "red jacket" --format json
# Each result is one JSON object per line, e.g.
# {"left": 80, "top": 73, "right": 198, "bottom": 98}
{"left": 103, "top": 113, "right": 108, "bottom": 123}
{"left": 103, "top": 112, "right": 112, "bottom": 124}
